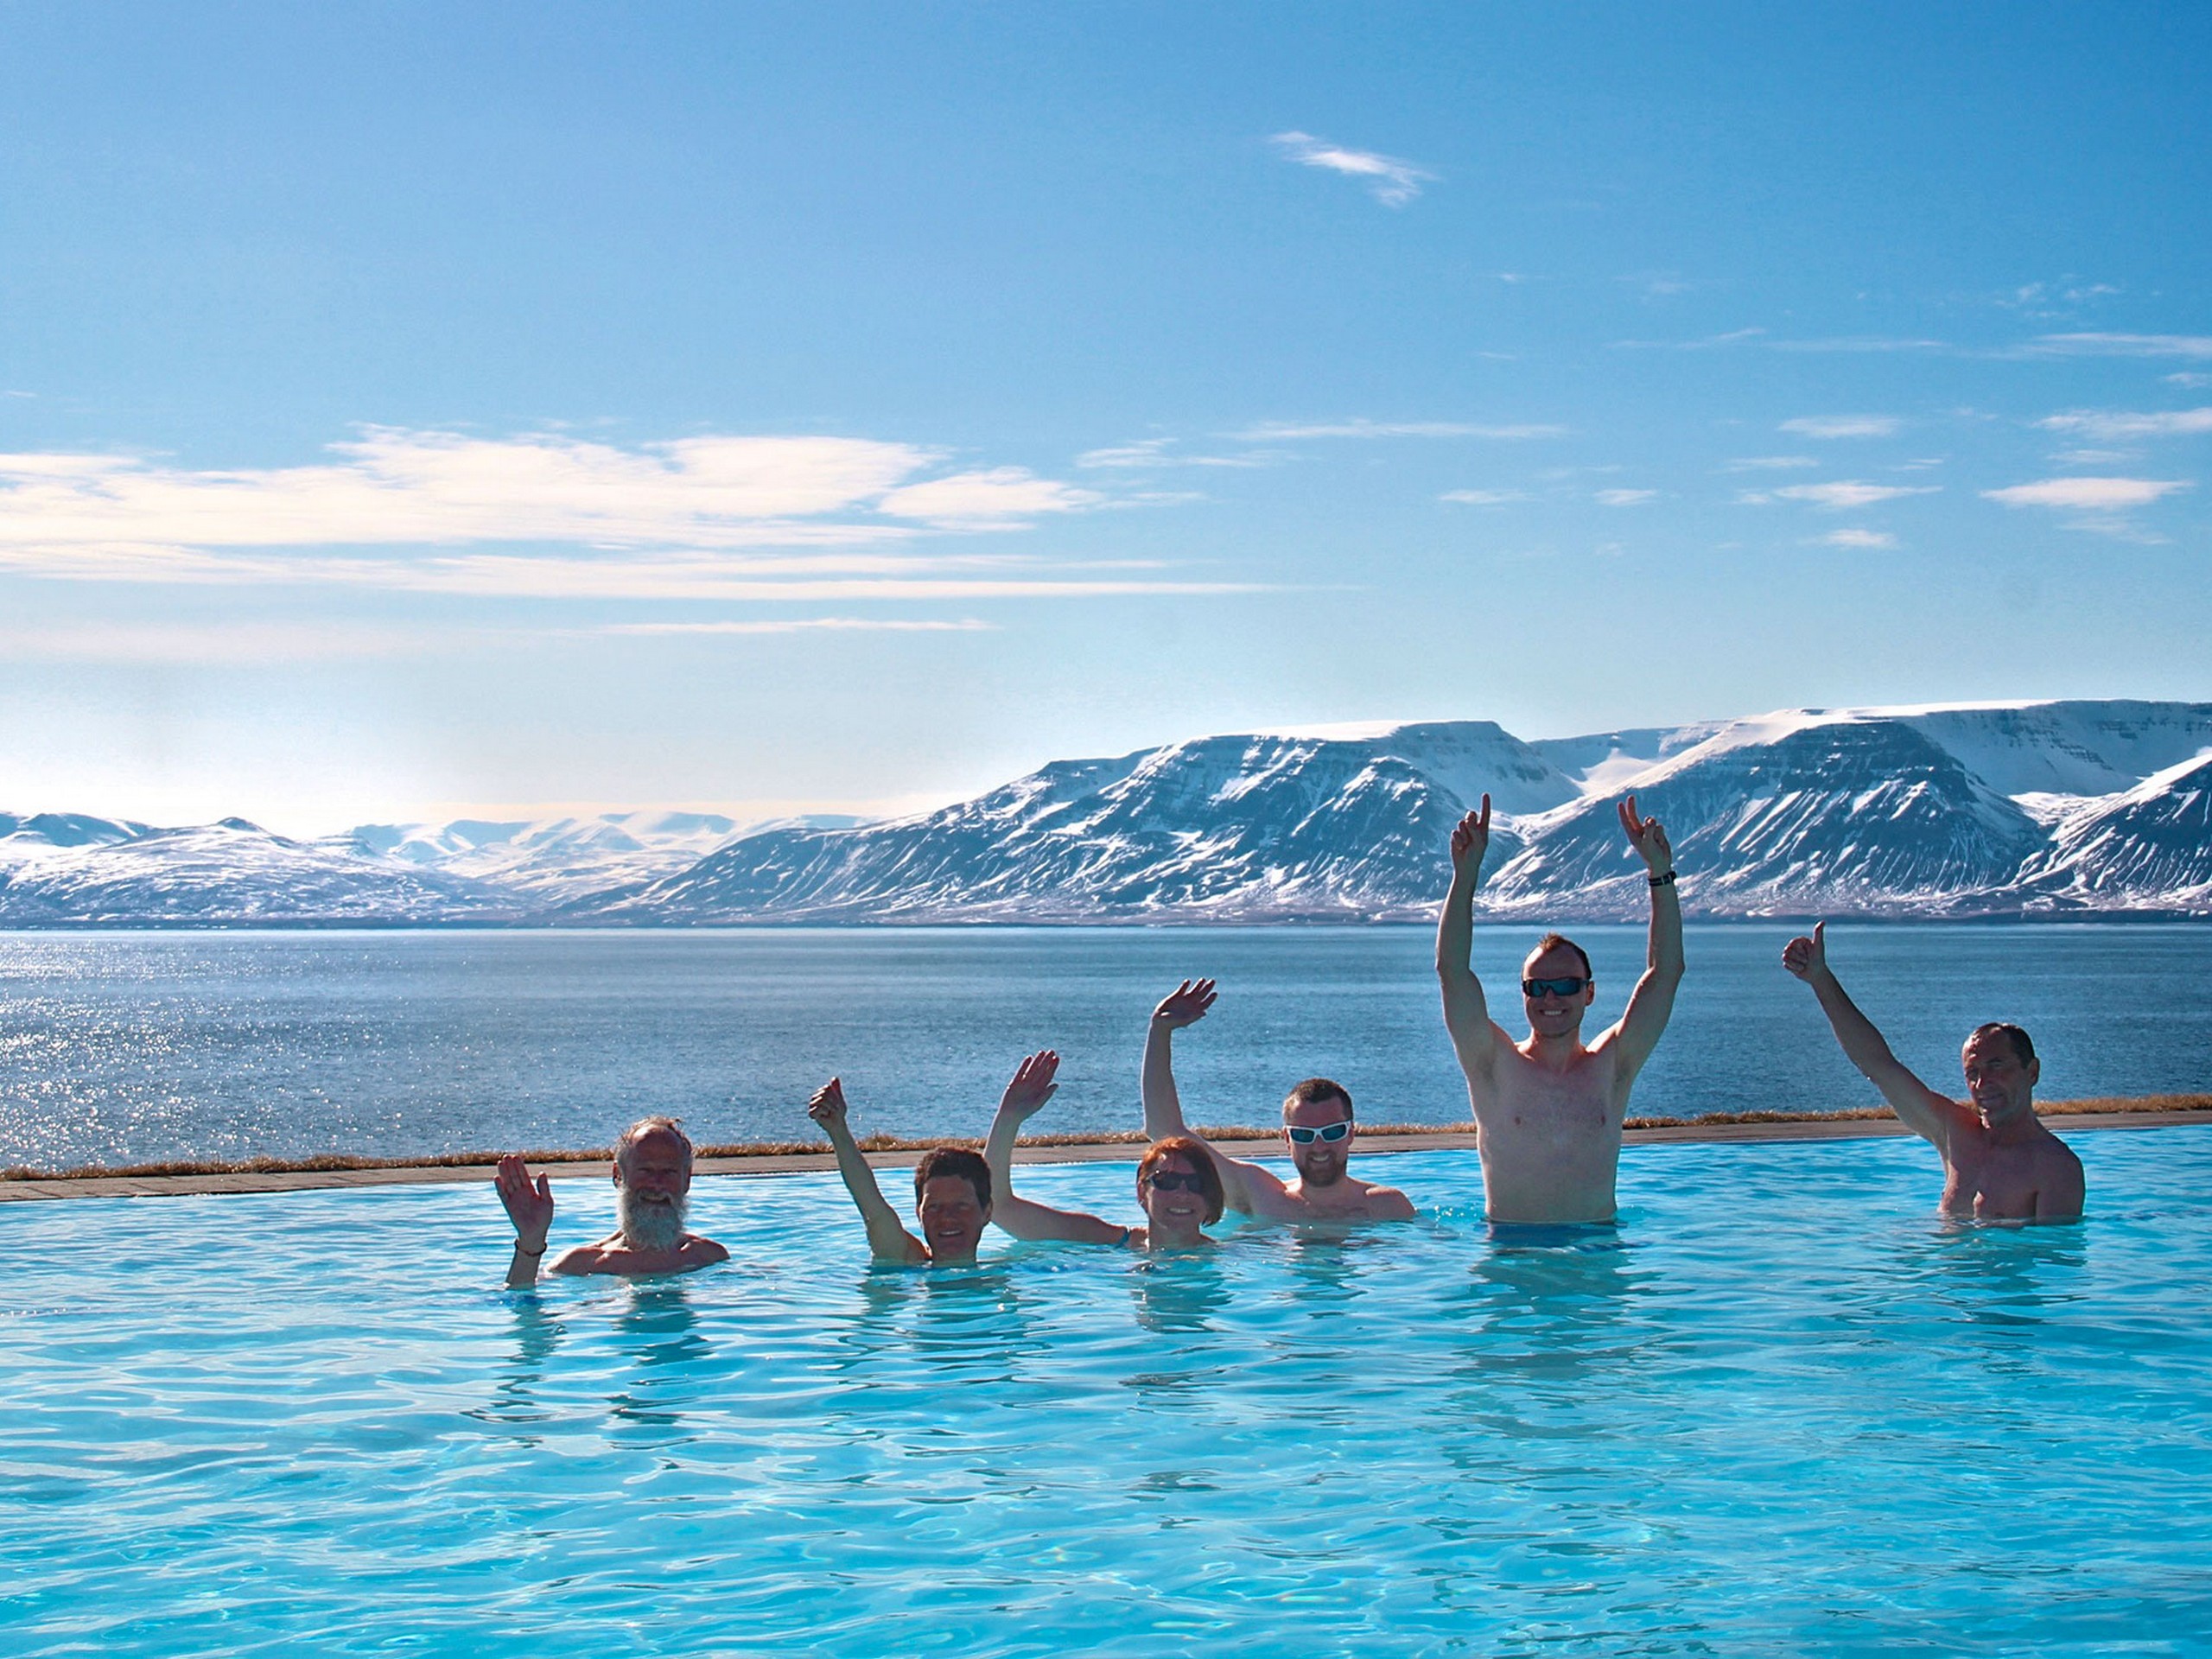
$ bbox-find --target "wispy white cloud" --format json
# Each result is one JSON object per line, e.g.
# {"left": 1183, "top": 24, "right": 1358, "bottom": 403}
{"left": 1981, "top": 476, "right": 2190, "bottom": 511}
{"left": 2037, "top": 407, "right": 2212, "bottom": 441}
{"left": 599, "top": 618, "right": 994, "bottom": 636}
{"left": 1439, "top": 489, "right": 1527, "bottom": 505}
{"left": 1594, "top": 488, "right": 1660, "bottom": 506}
{"left": 1749, "top": 481, "right": 1940, "bottom": 510}
{"left": 1610, "top": 327, "right": 1766, "bottom": 351}
{"left": 1619, "top": 272, "right": 1707, "bottom": 298}
{"left": 2169, "top": 372, "right": 2212, "bottom": 389}
{"left": 1618, "top": 333, "right": 1948, "bottom": 353}
{"left": 877, "top": 467, "right": 1096, "bottom": 525}
{"left": 0, "top": 613, "right": 1007, "bottom": 662}
{"left": 1997, "top": 281, "right": 2122, "bottom": 320}
{"left": 0, "top": 619, "right": 450, "bottom": 664}
{"left": 1780, "top": 415, "right": 1901, "bottom": 440}
{"left": 1723, "top": 455, "right": 1818, "bottom": 472}
{"left": 1232, "top": 418, "right": 1566, "bottom": 442}
{"left": 0, "top": 428, "right": 1093, "bottom": 547}
{"left": 2023, "top": 333, "right": 2212, "bottom": 359}
{"left": 0, "top": 427, "right": 1154, "bottom": 600}
{"left": 1269, "top": 130, "right": 1435, "bottom": 207}
{"left": 1075, "top": 438, "right": 1271, "bottom": 470}
{"left": 1815, "top": 529, "right": 1899, "bottom": 550}
{"left": 1770, "top": 336, "right": 1948, "bottom": 353}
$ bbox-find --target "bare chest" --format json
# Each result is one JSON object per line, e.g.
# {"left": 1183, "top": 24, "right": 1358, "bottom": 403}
{"left": 1482, "top": 1052, "right": 1621, "bottom": 1147}
{"left": 1942, "top": 1138, "right": 2059, "bottom": 1220}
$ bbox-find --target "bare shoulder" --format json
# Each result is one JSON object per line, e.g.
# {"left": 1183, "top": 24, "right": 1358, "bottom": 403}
{"left": 548, "top": 1243, "right": 604, "bottom": 1276}
{"left": 2044, "top": 1131, "right": 2086, "bottom": 1179}
{"left": 1360, "top": 1182, "right": 1418, "bottom": 1220}
{"left": 682, "top": 1235, "right": 730, "bottom": 1268}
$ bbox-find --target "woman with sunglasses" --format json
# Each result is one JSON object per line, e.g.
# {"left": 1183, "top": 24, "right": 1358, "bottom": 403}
{"left": 984, "top": 1050, "right": 1224, "bottom": 1249}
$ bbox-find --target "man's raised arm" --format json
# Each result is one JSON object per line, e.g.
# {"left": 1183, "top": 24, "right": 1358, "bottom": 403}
{"left": 495, "top": 1154, "right": 558, "bottom": 1288}
{"left": 1781, "top": 923, "right": 1958, "bottom": 1146}
{"left": 806, "top": 1078, "right": 927, "bottom": 1263}
{"left": 1436, "top": 798, "right": 1502, "bottom": 1081}
{"left": 984, "top": 1050, "right": 1127, "bottom": 1244}
{"left": 1141, "top": 979, "right": 1274, "bottom": 1216}
{"left": 1607, "top": 794, "right": 1685, "bottom": 1077}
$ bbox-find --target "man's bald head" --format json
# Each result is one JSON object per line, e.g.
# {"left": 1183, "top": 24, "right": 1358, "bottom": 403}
{"left": 615, "top": 1116, "right": 695, "bottom": 1171}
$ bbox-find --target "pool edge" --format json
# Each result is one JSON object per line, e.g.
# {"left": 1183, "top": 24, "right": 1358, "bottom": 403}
{"left": 7, "top": 1107, "right": 2209, "bottom": 1201}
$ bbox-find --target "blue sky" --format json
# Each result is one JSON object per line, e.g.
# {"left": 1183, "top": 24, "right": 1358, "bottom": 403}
{"left": 3, "top": 3, "right": 2208, "bottom": 829}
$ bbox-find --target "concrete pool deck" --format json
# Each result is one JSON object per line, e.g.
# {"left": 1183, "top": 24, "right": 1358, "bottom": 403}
{"left": 5, "top": 1100, "right": 2209, "bottom": 1202}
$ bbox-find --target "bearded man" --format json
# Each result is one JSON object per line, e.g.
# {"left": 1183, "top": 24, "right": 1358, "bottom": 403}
{"left": 494, "top": 1116, "right": 730, "bottom": 1286}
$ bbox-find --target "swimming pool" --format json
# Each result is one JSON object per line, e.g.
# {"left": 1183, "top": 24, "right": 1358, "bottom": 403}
{"left": 6, "top": 1130, "right": 2210, "bottom": 1656}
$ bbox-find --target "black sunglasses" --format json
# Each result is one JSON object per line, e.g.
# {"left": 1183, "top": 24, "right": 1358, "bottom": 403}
{"left": 1522, "top": 976, "right": 1592, "bottom": 998}
{"left": 1146, "top": 1170, "right": 1209, "bottom": 1193}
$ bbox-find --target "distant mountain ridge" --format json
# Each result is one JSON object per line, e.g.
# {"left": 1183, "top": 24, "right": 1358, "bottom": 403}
{"left": 3, "top": 700, "right": 2209, "bottom": 925}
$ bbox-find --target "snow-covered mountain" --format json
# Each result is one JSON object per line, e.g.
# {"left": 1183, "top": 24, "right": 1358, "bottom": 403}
{"left": 336, "top": 810, "right": 854, "bottom": 904}
{"left": 0, "top": 815, "right": 520, "bottom": 925}
{"left": 600, "top": 724, "right": 1565, "bottom": 923}
{"left": 5, "top": 700, "right": 2209, "bottom": 925}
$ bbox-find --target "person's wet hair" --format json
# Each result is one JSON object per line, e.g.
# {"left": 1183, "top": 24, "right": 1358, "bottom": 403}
{"left": 1969, "top": 1021, "right": 2037, "bottom": 1066}
{"left": 1283, "top": 1077, "right": 1353, "bottom": 1120}
{"left": 1139, "top": 1136, "right": 1225, "bottom": 1225}
{"left": 1529, "top": 932, "right": 1592, "bottom": 980}
{"left": 913, "top": 1146, "right": 993, "bottom": 1210}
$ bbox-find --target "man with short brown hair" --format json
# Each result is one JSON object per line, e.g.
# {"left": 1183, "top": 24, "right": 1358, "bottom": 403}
{"left": 1783, "top": 923, "right": 2083, "bottom": 1221}
{"left": 1141, "top": 982, "right": 1416, "bottom": 1222}
{"left": 1437, "top": 792, "right": 1684, "bottom": 1224}
{"left": 806, "top": 1075, "right": 999, "bottom": 1265}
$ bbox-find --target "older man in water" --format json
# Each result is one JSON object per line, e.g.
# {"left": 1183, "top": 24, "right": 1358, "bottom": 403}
{"left": 1436, "top": 792, "right": 1684, "bottom": 1224}
{"left": 1141, "top": 982, "right": 1416, "bottom": 1223}
{"left": 1783, "top": 922, "right": 2084, "bottom": 1221}
{"left": 494, "top": 1116, "right": 730, "bottom": 1286}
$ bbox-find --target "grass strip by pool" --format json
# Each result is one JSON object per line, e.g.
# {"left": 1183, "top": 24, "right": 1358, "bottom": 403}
{"left": 4, "top": 1094, "right": 2207, "bottom": 1196}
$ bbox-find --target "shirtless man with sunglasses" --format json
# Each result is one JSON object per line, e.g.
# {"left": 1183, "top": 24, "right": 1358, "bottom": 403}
{"left": 1437, "top": 793, "right": 1684, "bottom": 1224}
{"left": 1141, "top": 981, "right": 1416, "bottom": 1222}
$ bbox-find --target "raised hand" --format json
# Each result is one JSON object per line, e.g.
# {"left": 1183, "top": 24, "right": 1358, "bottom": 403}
{"left": 1152, "top": 978, "right": 1217, "bottom": 1029}
{"left": 1782, "top": 920, "right": 1828, "bottom": 983}
{"left": 997, "top": 1050, "right": 1060, "bottom": 1122}
{"left": 1617, "top": 794, "right": 1674, "bottom": 875}
{"left": 807, "top": 1077, "right": 851, "bottom": 1132}
{"left": 495, "top": 1153, "right": 554, "bottom": 1250}
{"left": 1450, "top": 795, "right": 1492, "bottom": 870}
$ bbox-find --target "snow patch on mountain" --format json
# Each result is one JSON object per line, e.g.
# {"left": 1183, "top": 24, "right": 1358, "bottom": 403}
{"left": 7, "top": 699, "right": 2210, "bottom": 925}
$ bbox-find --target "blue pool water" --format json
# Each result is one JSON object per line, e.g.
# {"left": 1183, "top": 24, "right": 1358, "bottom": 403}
{"left": 5, "top": 1128, "right": 2211, "bottom": 1656}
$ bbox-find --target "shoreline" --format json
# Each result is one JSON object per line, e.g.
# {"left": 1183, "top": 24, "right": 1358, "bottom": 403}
{"left": 4, "top": 1095, "right": 2207, "bottom": 1203}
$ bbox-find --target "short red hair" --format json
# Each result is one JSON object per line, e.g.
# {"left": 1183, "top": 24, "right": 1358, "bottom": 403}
{"left": 1137, "top": 1136, "right": 1224, "bottom": 1225}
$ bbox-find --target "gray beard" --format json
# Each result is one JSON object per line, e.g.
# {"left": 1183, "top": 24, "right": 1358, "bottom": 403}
{"left": 618, "top": 1188, "right": 686, "bottom": 1252}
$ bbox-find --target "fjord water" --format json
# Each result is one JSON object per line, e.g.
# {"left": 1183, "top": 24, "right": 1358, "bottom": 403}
{"left": 5, "top": 1130, "right": 2212, "bottom": 1656}
{"left": 3, "top": 923, "right": 2209, "bottom": 1170}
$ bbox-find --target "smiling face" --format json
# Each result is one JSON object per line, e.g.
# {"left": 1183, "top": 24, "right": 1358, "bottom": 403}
{"left": 1281, "top": 1091, "right": 1355, "bottom": 1187}
{"left": 1139, "top": 1148, "right": 1213, "bottom": 1236}
{"left": 612, "top": 1125, "right": 694, "bottom": 1250}
{"left": 1521, "top": 941, "right": 1597, "bottom": 1041}
{"left": 916, "top": 1173, "right": 991, "bottom": 1263}
{"left": 1961, "top": 1030, "right": 2039, "bottom": 1128}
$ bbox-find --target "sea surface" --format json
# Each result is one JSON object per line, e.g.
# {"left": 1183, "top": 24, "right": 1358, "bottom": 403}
{"left": 4, "top": 1130, "right": 2210, "bottom": 1656}
{"left": 2, "top": 922, "right": 2209, "bottom": 1171}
